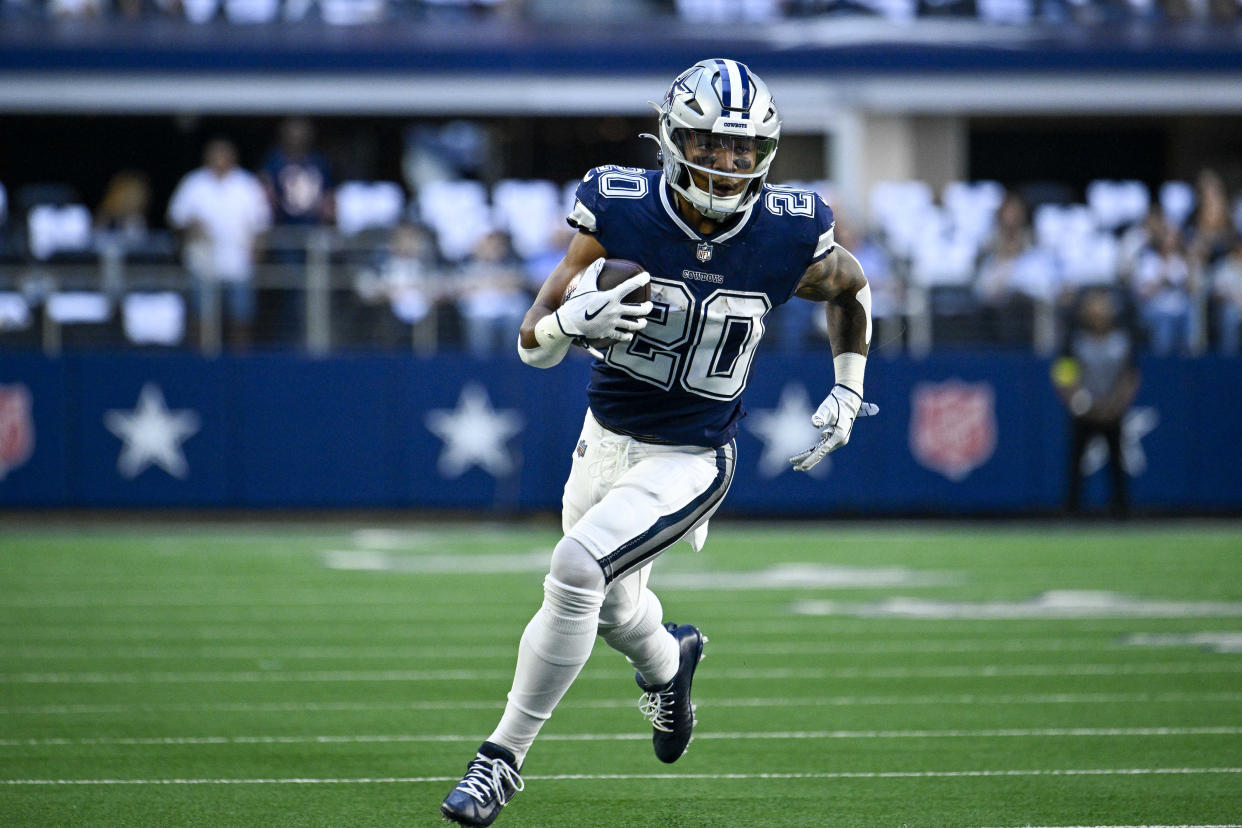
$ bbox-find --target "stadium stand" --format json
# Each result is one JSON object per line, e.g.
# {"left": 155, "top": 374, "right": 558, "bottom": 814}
{"left": 2, "top": 166, "right": 1240, "bottom": 356}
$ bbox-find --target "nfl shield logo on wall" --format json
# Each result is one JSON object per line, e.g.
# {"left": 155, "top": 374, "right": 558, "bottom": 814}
{"left": 696, "top": 242, "right": 713, "bottom": 263}
{"left": 909, "top": 379, "right": 997, "bottom": 481}
{"left": 0, "top": 383, "right": 35, "bottom": 481}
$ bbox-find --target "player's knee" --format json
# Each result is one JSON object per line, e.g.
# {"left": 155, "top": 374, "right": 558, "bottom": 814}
{"left": 548, "top": 536, "right": 606, "bottom": 594}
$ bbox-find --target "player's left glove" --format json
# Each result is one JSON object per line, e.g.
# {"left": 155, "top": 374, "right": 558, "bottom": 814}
{"left": 789, "top": 384, "right": 879, "bottom": 472}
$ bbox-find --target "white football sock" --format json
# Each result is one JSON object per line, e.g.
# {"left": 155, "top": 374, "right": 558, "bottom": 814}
{"left": 487, "top": 570, "right": 604, "bottom": 766}
{"left": 599, "top": 587, "right": 678, "bottom": 687}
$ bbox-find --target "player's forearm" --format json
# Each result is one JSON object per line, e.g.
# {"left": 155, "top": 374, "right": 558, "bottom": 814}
{"left": 825, "top": 288, "right": 870, "bottom": 358}
{"left": 517, "top": 305, "right": 572, "bottom": 368}
{"left": 819, "top": 246, "right": 871, "bottom": 358}
{"left": 519, "top": 305, "right": 555, "bottom": 350}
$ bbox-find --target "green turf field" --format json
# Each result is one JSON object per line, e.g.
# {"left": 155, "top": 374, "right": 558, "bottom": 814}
{"left": 2, "top": 520, "right": 1241, "bottom": 827}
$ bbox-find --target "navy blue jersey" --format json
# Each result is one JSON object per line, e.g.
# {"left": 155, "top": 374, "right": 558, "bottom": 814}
{"left": 567, "top": 166, "right": 836, "bottom": 447}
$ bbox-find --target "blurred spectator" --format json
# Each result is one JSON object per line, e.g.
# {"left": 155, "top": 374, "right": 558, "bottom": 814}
{"left": 975, "top": 191, "right": 1056, "bottom": 346}
{"left": 1117, "top": 205, "right": 1166, "bottom": 285}
{"left": 94, "top": 170, "right": 152, "bottom": 247}
{"left": 1210, "top": 236, "right": 1242, "bottom": 355}
{"left": 261, "top": 118, "right": 335, "bottom": 232}
{"left": 352, "top": 221, "right": 446, "bottom": 350}
{"left": 1132, "top": 222, "right": 1194, "bottom": 355}
{"left": 1186, "top": 168, "right": 1237, "bottom": 270}
{"left": 260, "top": 117, "right": 336, "bottom": 341}
{"left": 455, "top": 229, "right": 529, "bottom": 357}
{"left": 167, "top": 137, "right": 271, "bottom": 349}
{"left": 1052, "top": 287, "right": 1141, "bottom": 519}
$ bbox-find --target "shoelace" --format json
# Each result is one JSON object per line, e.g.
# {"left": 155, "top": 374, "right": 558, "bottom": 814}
{"left": 638, "top": 686, "right": 675, "bottom": 733}
{"left": 455, "top": 755, "right": 525, "bottom": 806}
{"left": 587, "top": 436, "right": 631, "bottom": 485}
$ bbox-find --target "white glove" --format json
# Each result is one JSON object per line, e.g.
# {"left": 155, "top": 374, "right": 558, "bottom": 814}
{"left": 790, "top": 384, "right": 879, "bottom": 472}
{"left": 554, "top": 264, "right": 653, "bottom": 344}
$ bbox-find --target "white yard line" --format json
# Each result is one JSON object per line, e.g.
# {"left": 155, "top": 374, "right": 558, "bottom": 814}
{"left": 4, "top": 662, "right": 1241, "bottom": 684}
{"left": 4, "top": 727, "right": 1241, "bottom": 748}
{"left": 3, "top": 767, "right": 1240, "bottom": 785}
{"left": 0, "top": 638, "right": 1152, "bottom": 660}
{"left": 7, "top": 691, "right": 1242, "bottom": 716}
{"left": 3, "top": 619, "right": 1211, "bottom": 640}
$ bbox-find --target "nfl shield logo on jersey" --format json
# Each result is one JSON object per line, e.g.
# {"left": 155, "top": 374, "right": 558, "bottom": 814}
{"left": 0, "top": 383, "right": 35, "bottom": 480}
{"left": 909, "top": 380, "right": 996, "bottom": 482}
{"left": 696, "top": 242, "right": 713, "bottom": 263}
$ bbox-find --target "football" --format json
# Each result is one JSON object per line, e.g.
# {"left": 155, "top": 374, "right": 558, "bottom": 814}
{"left": 563, "top": 258, "right": 650, "bottom": 350}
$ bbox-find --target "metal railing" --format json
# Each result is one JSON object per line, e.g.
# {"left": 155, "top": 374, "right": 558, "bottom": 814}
{"left": 0, "top": 226, "right": 1213, "bottom": 358}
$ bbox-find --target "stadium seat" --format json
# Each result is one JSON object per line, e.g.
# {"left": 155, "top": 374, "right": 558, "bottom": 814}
{"left": 943, "top": 180, "right": 1004, "bottom": 246}
{"left": 182, "top": 0, "right": 220, "bottom": 22}
{"left": 492, "top": 179, "right": 561, "bottom": 259}
{"left": 418, "top": 179, "right": 491, "bottom": 261}
{"left": 869, "top": 180, "right": 934, "bottom": 258}
{"left": 1159, "top": 180, "right": 1195, "bottom": 227}
{"left": 0, "top": 292, "right": 29, "bottom": 330}
{"left": 223, "top": 0, "right": 279, "bottom": 23}
{"left": 976, "top": 0, "right": 1033, "bottom": 25}
{"left": 1058, "top": 231, "right": 1119, "bottom": 289}
{"left": 123, "top": 292, "right": 186, "bottom": 346}
{"left": 1086, "top": 179, "right": 1150, "bottom": 231}
{"left": 320, "top": 0, "right": 387, "bottom": 24}
{"left": 26, "top": 204, "right": 93, "bottom": 262}
{"left": 335, "top": 181, "right": 405, "bottom": 237}
{"left": 46, "top": 292, "right": 109, "bottom": 325}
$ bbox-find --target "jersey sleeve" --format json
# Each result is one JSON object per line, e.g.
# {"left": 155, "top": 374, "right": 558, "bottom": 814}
{"left": 810, "top": 194, "right": 837, "bottom": 263}
{"left": 565, "top": 167, "right": 610, "bottom": 234}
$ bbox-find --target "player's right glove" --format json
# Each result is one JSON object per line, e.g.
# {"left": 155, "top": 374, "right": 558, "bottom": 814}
{"left": 553, "top": 260, "right": 653, "bottom": 344}
{"left": 789, "top": 384, "right": 879, "bottom": 472}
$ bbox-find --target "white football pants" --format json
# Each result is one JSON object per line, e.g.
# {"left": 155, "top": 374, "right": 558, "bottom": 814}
{"left": 487, "top": 409, "right": 735, "bottom": 764}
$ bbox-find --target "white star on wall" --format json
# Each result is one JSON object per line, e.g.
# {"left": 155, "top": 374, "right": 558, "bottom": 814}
{"left": 425, "top": 382, "right": 525, "bottom": 479}
{"left": 746, "top": 383, "right": 831, "bottom": 478}
{"left": 103, "top": 383, "right": 201, "bottom": 480}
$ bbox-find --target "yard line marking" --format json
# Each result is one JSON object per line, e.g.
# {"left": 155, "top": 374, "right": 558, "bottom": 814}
{"left": 6, "top": 620, "right": 1230, "bottom": 640}
{"left": 5, "top": 662, "right": 1241, "bottom": 684}
{"left": 3, "top": 768, "right": 1240, "bottom": 785}
{"left": 7, "top": 691, "right": 1242, "bottom": 715}
{"left": 4, "top": 727, "right": 1241, "bottom": 747}
{"left": 966, "top": 825, "right": 1242, "bottom": 828}
{"left": 0, "top": 638, "right": 1149, "bottom": 660}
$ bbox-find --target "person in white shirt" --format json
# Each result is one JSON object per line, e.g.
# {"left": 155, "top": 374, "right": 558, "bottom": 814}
{"left": 167, "top": 138, "right": 271, "bottom": 348}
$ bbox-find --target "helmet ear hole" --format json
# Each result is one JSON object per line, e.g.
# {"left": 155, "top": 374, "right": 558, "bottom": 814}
{"left": 685, "top": 99, "right": 704, "bottom": 116}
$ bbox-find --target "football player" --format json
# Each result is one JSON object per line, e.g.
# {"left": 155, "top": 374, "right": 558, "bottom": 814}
{"left": 441, "top": 58, "right": 876, "bottom": 827}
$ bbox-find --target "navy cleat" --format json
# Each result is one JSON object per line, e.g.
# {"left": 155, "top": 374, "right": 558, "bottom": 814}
{"left": 440, "top": 741, "right": 524, "bottom": 827}
{"left": 636, "top": 622, "right": 706, "bottom": 763}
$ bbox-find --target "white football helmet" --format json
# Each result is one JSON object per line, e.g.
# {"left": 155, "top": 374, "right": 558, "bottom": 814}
{"left": 652, "top": 58, "right": 781, "bottom": 221}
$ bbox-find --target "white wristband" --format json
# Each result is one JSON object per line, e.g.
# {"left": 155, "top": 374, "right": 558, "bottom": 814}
{"left": 833, "top": 352, "right": 866, "bottom": 397}
{"left": 518, "top": 315, "right": 573, "bottom": 368}
{"left": 533, "top": 312, "right": 570, "bottom": 347}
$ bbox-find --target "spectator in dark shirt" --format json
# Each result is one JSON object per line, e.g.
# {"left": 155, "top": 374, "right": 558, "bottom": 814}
{"left": 259, "top": 117, "right": 336, "bottom": 343}
{"left": 1052, "top": 287, "right": 1141, "bottom": 518}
